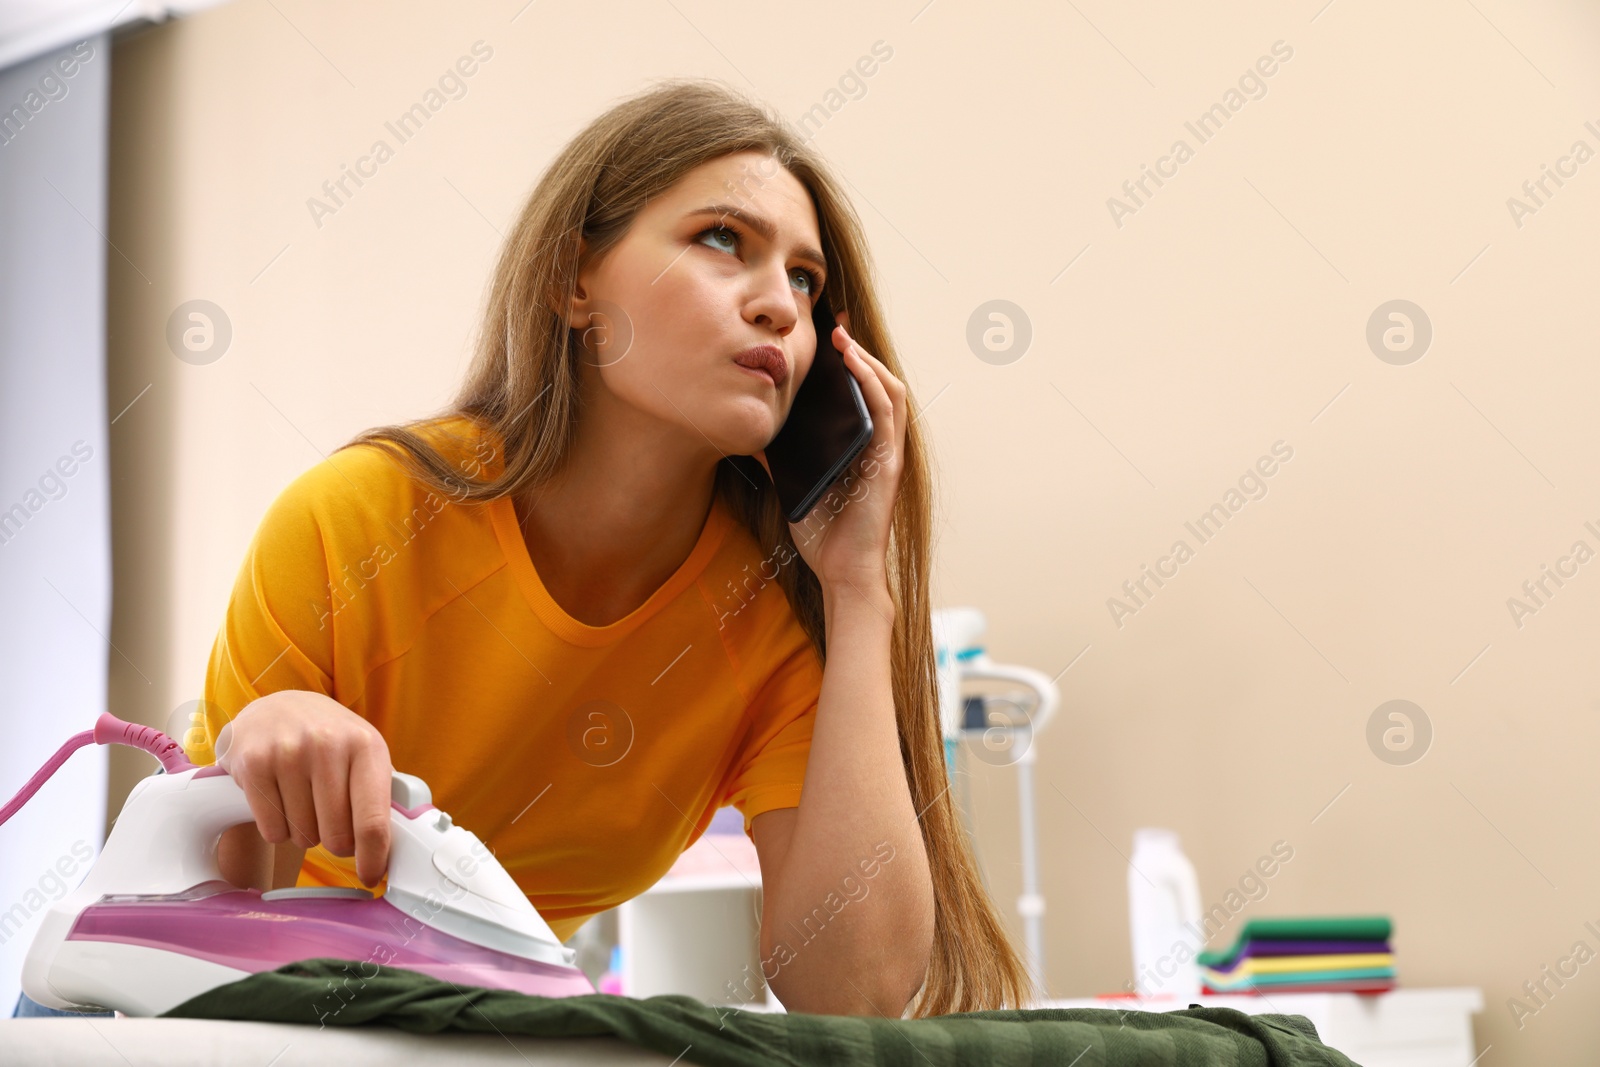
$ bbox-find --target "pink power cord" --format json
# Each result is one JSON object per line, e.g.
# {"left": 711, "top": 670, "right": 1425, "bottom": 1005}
{"left": 0, "top": 713, "right": 197, "bottom": 828}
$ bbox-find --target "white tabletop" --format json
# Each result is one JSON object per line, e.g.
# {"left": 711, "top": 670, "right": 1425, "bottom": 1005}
{"left": 0, "top": 1018, "right": 679, "bottom": 1066}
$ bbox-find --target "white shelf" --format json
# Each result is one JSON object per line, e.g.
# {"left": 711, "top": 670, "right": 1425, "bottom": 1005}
{"left": 615, "top": 832, "right": 779, "bottom": 1009}
{"left": 637, "top": 871, "right": 759, "bottom": 895}
{"left": 606, "top": 833, "right": 1482, "bottom": 1062}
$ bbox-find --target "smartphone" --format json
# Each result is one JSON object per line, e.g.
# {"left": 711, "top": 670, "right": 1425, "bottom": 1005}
{"left": 763, "top": 287, "right": 874, "bottom": 524}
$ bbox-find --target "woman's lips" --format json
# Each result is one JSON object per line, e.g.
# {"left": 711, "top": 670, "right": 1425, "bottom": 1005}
{"left": 734, "top": 362, "right": 778, "bottom": 387}
{"left": 732, "top": 344, "right": 787, "bottom": 386}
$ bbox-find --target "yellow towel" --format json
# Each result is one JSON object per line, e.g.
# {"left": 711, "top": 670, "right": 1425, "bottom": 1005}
{"left": 1205, "top": 953, "right": 1394, "bottom": 977}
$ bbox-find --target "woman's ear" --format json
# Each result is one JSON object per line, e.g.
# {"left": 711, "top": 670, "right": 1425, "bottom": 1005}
{"left": 567, "top": 236, "right": 593, "bottom": 330}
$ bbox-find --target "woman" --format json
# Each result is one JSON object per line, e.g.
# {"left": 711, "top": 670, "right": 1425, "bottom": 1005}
{"left": 197, "top": 78, "right": 1032, "bottom": 1019}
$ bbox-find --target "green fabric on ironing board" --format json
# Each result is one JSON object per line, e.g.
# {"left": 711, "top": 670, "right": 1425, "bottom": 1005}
{"left": 1198, "top": 918, "right": 1394, "bottom": 967}
{"left": 160, "top": 959, "right": 1364, "bottom": 1067}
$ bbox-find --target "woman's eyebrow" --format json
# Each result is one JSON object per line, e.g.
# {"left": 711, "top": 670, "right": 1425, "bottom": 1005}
{"left": 684, "top": 204, "right": 827, "bottom": 276}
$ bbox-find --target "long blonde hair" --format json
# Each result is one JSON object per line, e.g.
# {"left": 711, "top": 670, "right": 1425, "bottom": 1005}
{"left": 340, "top": 77, "right": 1035, "bottom": 1016}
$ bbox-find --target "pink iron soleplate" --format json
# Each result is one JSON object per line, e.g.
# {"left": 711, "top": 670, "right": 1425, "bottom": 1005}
{"left": 65, "top": 881, "right": 593, "bottom": 998}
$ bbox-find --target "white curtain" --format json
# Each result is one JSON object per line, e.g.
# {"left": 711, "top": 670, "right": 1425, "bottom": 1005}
{"left": 0, "top": 30, "right": 112, "bottom": 1013}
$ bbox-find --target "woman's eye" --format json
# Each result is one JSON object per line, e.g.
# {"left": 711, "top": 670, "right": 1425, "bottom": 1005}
{"left": 697, "top": 225, "right": 823, "bottom": 297}
{"left": 698, "top": 225, "right": 738, "bottom": 254}
{"left": 793, "top": 268, "right": 821, "bottom": 297}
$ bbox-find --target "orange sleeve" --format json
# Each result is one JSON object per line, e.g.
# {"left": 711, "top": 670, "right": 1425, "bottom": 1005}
{"left": 189, "top": 453, "right": 397, "bottom": 892}
{"left": 721, "top": 630, "right": 823, "bottom": 839}
{"left": 187, "top": 460, "right": 347, "bottom": 767}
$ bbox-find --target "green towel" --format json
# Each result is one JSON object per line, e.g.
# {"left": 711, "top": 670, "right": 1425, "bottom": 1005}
{"left": 1199, "top": 917, "right": 1393, "bottom": 968}
{"left": 161, "top": 958, "right": 1364, "bottom": 1067}
{"left": 1206, "top": 968, "right": 1397, "bottom": 990}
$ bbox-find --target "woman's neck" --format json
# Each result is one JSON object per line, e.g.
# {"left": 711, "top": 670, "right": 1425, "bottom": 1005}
{"left": 511, "top": 423, "right": 721, "bottom": 627}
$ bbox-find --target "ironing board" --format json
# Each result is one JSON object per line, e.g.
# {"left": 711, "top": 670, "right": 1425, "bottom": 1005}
{"left": 0, "top": 957, "right": 1367, "bottom": 1067}
{"left": 0, "top": 1018, "right": 669, "bottom": 1065}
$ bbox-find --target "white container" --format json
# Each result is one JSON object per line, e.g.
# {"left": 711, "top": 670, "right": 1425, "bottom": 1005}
{"left": 1128, "top": 828, "right": 1204, "bottom": 1000}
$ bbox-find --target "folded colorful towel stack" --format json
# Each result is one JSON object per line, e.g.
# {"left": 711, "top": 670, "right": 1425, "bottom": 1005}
{"left": 1198, "top": 917, "right": 1396, "bottom": 994}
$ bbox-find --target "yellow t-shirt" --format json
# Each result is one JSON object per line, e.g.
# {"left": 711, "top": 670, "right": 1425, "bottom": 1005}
{"left": 186, "top": 415, "right": 821, "bottom": 942}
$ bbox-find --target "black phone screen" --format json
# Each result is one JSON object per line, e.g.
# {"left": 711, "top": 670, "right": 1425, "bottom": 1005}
{"left": 762, "top": 287, "right": 874, "bottom": 524}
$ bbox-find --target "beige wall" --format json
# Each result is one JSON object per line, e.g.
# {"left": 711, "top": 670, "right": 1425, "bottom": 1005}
{"left": 107, "top": 0, "right": 1600, "bottom": 1059}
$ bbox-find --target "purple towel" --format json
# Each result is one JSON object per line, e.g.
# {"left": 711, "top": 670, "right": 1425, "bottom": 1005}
{"left": 1206, "top": 940, "right": 1393, "bottom": 973}
{"left": 1237, "top": 940, "right": 1391, "bottom": 957}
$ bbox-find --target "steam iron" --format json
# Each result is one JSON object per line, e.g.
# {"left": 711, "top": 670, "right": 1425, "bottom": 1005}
{"left": 1, "top": 713, "right": 594, "bottom": 1015}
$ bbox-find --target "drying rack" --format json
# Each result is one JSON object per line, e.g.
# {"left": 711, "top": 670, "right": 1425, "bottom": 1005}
{"left": 932, "top": 607, "right": 1061, "bottom": 998}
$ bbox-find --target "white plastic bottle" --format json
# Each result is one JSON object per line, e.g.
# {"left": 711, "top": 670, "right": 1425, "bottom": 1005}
{"left": 1127, "top": 828, "right": 1204, "bottom": 1000}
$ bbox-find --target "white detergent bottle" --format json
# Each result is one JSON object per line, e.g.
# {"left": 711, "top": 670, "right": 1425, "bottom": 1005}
{"left": 1127, "top": 828, "right": 1204, "bottom": 1000}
